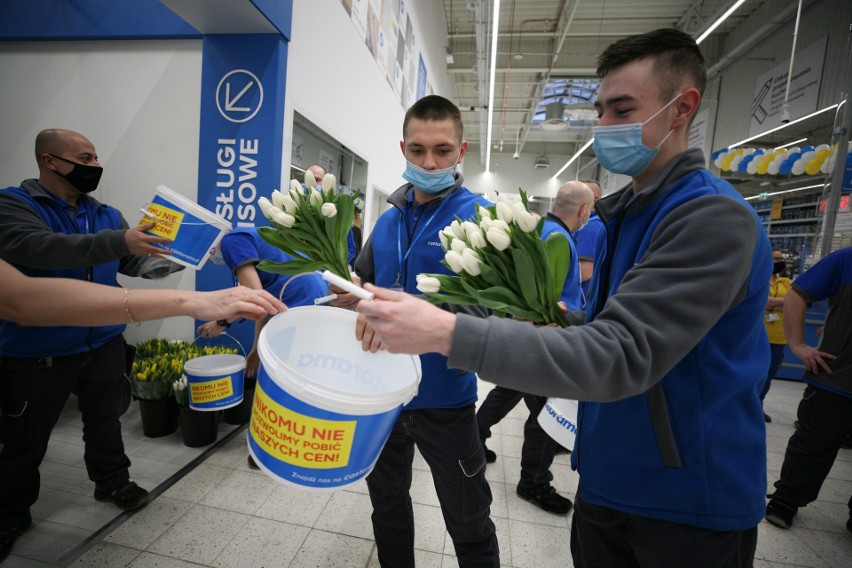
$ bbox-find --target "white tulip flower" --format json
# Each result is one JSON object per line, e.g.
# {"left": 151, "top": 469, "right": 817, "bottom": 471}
{"left": 271, "top": 208, "right": 296, "bottom": 228}
{"left": 461, "top": 248, "right": 482, "bottom": 276}
{"left": 486, "top": 226, "right": 512, "bottom": 251}
{"left": 445, "top": 250, "right": 465, "bottom": 274}
{"left": 322, "top": 173, "right": 336, "bottom": 195}
{"left": 321, "top": 202, "right": 338, "bottom": 218}
{"left": 479, "top": 218, "right": 494, "bottom": 232}
{"left": 450, "top": 238, "right": 467, "bottom": 254}
{"left": 439, "top": 229, "right": 452, "bottom": 250}
{"left": 468, "top": 229, "right": 487, "bottom": 249}
{"left": 515, "top": 210, "right": 538, "bottom": 233}
{"left": 415, "top": 274, "right": 441, "bottom": 294}
{"left": 461, "top": 221, "right": 480, "bottom": 241}
{"left": 478, "top": 205, "right": 492, "bottom": 220}
{"left": 304, "top": 170, "right": 317, "bottom": 188}
{"left": 449, "top": 219, "right": 467, "bottom": 240}
{"left": 257, "top": 197, "right": 274, "bottom": 218}
{"left": 290, "top": 179, "right": 303, "bottom": 194}
{"left": 491, "top": 219, "right": 510, "bottom": 232}
{"left": 496, "top": 201, "right": 514, "bottom": 224}
{"left": 309, "top": 187, "right": 323, "bottom": 206}
{"left": 282, "top": 194, "right": 298, "bottom": 214}
{"left": 271, "top": 190, "right": 286, "bottom": 209}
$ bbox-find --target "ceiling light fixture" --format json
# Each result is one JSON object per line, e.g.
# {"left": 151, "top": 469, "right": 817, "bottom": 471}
{"left": 695, "top": 0, "right": 748, "bottom": 45}
{"left": 484, "top": 0, "right": 501, "bottom": 173}
{"left": 552, "top": 138, "right": 594, "bottom": 179}
{"left": 728, "top": 104, "right": 839, "bottom": 149}
{"left": 744, "top": 183, "right": 826, "bottom": 200}
{"left": 773, "top": 137, "right": 808, "bottom": 150}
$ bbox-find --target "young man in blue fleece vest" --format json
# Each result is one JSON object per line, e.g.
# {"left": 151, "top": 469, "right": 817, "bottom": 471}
{"left": 356, "top": 29, "right": 772, "bottom": 567}
{"left": 334, "top": 95, "right": 499, "bottom": 567}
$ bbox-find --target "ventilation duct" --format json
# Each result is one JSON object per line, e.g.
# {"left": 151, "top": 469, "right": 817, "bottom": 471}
{"left": 540, "top": 102, "right": 568, "bottom": 131}
{"left": 534, "top": 155, "right": 550, "bottom": 169}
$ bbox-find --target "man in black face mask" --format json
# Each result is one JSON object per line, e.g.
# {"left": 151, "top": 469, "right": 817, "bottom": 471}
{"left": 0, "top": 129, "right": 182, "bottom": 562}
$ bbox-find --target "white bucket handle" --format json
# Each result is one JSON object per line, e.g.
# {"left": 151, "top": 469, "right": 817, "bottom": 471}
{"left": 276, "top": 270, "right": 339, "bottom": 305}
{"left": 186, "top": 331, "right": 247, "bottom": 363}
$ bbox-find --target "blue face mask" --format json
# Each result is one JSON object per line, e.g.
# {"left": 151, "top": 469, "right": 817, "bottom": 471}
{"left": 592, "top": 94, "right": 680, "bottom": 177}
{"left": 402, "top": 154, "right": 459, "bottom": 195}
{"left": 208, "top": 249, "right": 225, "bottom": 265}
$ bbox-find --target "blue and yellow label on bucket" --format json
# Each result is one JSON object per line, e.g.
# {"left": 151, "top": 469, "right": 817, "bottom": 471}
{"left": 249, "top": 365, "right": 403, "bottom": 490}
{"left": 252, "top": 385, "right": 356, "bottom": 469}
{"left": 190, "top": 376, "right": 235, "bottom": 405}
{"left": 138, "top": 186, "right": 231, "bottom": 269}
{"left": 140, "top": 202, "right": 185, "bottom": 241}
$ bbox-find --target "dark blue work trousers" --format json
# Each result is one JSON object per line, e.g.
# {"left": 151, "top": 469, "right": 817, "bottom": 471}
{"left": 366, "top": 405, "right": 499, "bottom": 567}
{"left": 0, "top": 335, "right": 132, "bottom": 528}
{"left": 476, "top": 385, "right": 559, "bottom": 490}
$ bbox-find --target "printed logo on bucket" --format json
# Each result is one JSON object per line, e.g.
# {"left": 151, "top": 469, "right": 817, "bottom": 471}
{"left": 251, "top": 384, "right": 356, "bottom": 469}
{"left": 545, "top": 402, "right": 577, "bottom": 434}
{"left": 190, "top": 376, "right": 234, "bottom": 404}
{"left": 139, "top": 202, "right": 184, "bottom": 240}
{"left": 295, "top": 353, "right": 390, "bottom": 394}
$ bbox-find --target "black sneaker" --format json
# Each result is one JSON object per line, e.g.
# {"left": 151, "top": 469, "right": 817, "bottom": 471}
{"left": 765, "top": 496, "right": 797, "bottom": 528}
{"left": 0, "top": 510, "right": 32, "bottom": 563}
{"left": 94, "top": 481, "right": 149, "bottom": 511}
{"left": 482, "top": 443, "right": 496, "bottom": 464}
{"left": 764, "top": 412, "right": 772, "bottom": 423}
{"left": 247, "top": 455, "right": 259, "bottom": 470}
{"left": 841, "top": 433, "right": 852, "bottom": 450}
{"left": 516, "top": 485, "right": 573, "bottom": 516}
{"left": 846, "top": 517, "right": 852, "bottom": 534}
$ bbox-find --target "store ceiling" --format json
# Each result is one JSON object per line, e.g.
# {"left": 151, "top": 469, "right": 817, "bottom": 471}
{"left": 442, "top": 0, "right": 790, "bottom": 167}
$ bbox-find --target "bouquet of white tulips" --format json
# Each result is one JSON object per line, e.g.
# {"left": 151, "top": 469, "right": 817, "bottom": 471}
{"left": 256, "top": 171, "right": 357, "bottom": 282}
{"left": 416, "top": 190, "right": 571, "bottom": 327}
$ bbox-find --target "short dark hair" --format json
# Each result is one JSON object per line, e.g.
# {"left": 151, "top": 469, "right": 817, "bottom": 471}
{"left": 596, "top": 28, "right": 706, "bottom": 101}
{"left": 403, "top": 95, "right": 464, "bottom": 141}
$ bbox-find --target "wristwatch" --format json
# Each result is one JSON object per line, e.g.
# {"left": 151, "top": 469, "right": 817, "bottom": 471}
{"left": 216, "top": 319, "right": 231, "bottom": 329}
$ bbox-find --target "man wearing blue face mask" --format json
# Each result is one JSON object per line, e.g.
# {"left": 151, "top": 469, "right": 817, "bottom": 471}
{"left": 0, "top": 129, "right": 185, "bottom": 561}
{"left": 353, "top": 29, "right": 772, "bottom": 567}
{"left": 333, "top": 95, "right": 499, "bottom": 567}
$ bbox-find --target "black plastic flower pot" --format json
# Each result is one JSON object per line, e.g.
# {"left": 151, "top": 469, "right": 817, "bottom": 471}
{"left": 138, "top": 397, "right": 179, "bottom": 438}
{"left": 223, "top": 377, "right": 256, "bottom": 425}
{"left": 179, "top": 406, "right": 219, "bottom": 447}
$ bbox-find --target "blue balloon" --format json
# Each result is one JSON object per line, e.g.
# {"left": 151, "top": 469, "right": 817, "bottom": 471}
{"left": 738, "top": 155, "right": 756, "bottom": 172}
{"left": 711, "top": 148, "right": 728, "bottom": 160}
{"left": 801, "top": 145, "right": 814, "bottom": 153}
{"left": 779, "top": 161, "right": 793, "bottom": 175}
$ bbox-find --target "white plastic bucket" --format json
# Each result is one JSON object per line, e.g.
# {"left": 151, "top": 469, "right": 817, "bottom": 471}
{"left": 184, "top": 354, "right": 246, "bottom": 411}
{"left": 138, "top": 184, "right": 231, "bottom": 270}
{"left": 537, "top": 398, "right": 579, "bottom": 451}
{"left": 249, "top": 306, "right": 421, "bottom": 492}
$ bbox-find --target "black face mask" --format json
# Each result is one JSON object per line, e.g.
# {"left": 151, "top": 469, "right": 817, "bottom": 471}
{"left": 50, "top": 154, "right": 103, "bottom": 194}
{"left": 773, "top": 261, "right": 786, "bottom": 275}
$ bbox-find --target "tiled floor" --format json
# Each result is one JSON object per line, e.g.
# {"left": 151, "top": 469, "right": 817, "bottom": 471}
{"left": 3, "top": 379, "right": 851, "bottom": 567}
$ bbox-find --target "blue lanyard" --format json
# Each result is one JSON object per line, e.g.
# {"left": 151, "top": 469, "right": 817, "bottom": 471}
{"left": 395, "top": 196, "right": 451, "bottom": 288}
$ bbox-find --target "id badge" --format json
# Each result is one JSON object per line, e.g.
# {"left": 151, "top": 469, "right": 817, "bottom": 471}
{"left": 765, "top": 312, "right": 779, "bottom": 322}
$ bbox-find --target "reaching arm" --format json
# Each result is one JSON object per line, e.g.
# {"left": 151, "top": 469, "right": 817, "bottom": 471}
{"left": 783, "top": 289, "right": 836, "bottom": 374}
{"left": 0, "top": 258, "right": 283, "bottom": 327}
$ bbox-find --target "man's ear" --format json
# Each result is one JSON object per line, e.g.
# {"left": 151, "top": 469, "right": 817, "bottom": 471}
{"left": 399, "top": 140, "right": 406, "bottom": 156}
{"left": 672, "top": 88, "right": 701, "bottom": 130}
{"left": 457, "top": 139, "right": 468, "bottom": 163}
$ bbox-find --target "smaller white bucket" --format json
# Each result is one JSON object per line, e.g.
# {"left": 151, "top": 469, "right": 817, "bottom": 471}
{"left": 138, "top": 184, "right": 231, "bottom": 270}
{"left": 183, "top": 354, "right": 246, "bottom": 411}
{"left": 537, "top": 398, "right": 579, "bottom": 451}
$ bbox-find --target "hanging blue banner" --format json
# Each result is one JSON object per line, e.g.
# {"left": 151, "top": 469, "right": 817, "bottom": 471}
{"left": 195, "top": 34, "right": 288, "bottom": 349}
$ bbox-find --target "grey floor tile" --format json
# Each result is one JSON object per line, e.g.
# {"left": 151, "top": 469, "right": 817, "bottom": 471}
{"left": 410, "top": 467, "right": 441, "bottom": 507}
{"left": 314, "top": 490, "right": 375, "bottom": 540}
{"left": 70, "top": 541, "right": 142, "bottom": 567}
{"left": 7, "top": 519, "right": 93, "bottom": 565}
{"left": 411, "top": 502, "right": 448, "bottom": 554}
{"left": 146, "top": 505, "right": 250, "bottom": 565}
{"left": 128, "top": 551, "right": 207, "bottom": 568}
{"left": 105, "top": 497, "right": 194, "bottom": 549}
{"left": 757, "top": 521, "right": 832, "bottom": 567}
{"left": 199, "top": 468, "right": 278, "bottom": 514}
{"left": 508, "top": 518, "right": 572, "bottom": 568}
{"left": 253, "top": 482, "right": 332, "bottom": 526}
{"left": 164, "top": 462, "right": 233, "bottom": 503}
{"left": 211, "top": 516, "right": 310, "bottom": 568}
{"left": 288, "top": 529, "right": 374, "bottom": 568}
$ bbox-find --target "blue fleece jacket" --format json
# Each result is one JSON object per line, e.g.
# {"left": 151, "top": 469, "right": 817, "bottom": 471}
{"left": 0, "top": 185, "right": 125, "bottom": 357}
{"left": 355, "top": 179, "right": 490, "bottom": 409}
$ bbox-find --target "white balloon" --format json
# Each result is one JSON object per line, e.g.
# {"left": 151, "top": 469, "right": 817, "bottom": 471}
{"left": 772, "top": 155, "right": 787, "bottom": 166}
{"left": 791, "top": 160, "right": 806, "bottom": 175}
{"left": 714, "top": 157, "right": 725, "bottom": 169}
{"left": 768, "top": 162, "right": 781, "bottom": 175}
{"left": 799, "top": 151, "right": 815, "bottom": 163}
{"left": 787, "top": 147, "right": 801, "bottom": 154}
{"left": 820, "top": 161, "right": 829, "bottom": 174}
{"left": 815, "top": 144, "right": 830, "bottom": 153}
{"left": 731, "top": 155, "right": 744, "bottom": 169}
{"left": 747, "top": 161, "right": 758, "bottom": 175}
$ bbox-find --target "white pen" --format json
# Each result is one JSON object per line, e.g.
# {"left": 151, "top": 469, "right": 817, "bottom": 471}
{"left": 313, "top": 293, "right": 338, "bottom": 305}
{"left": 321, "top": 270, "right": 375, "bottom": 301}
